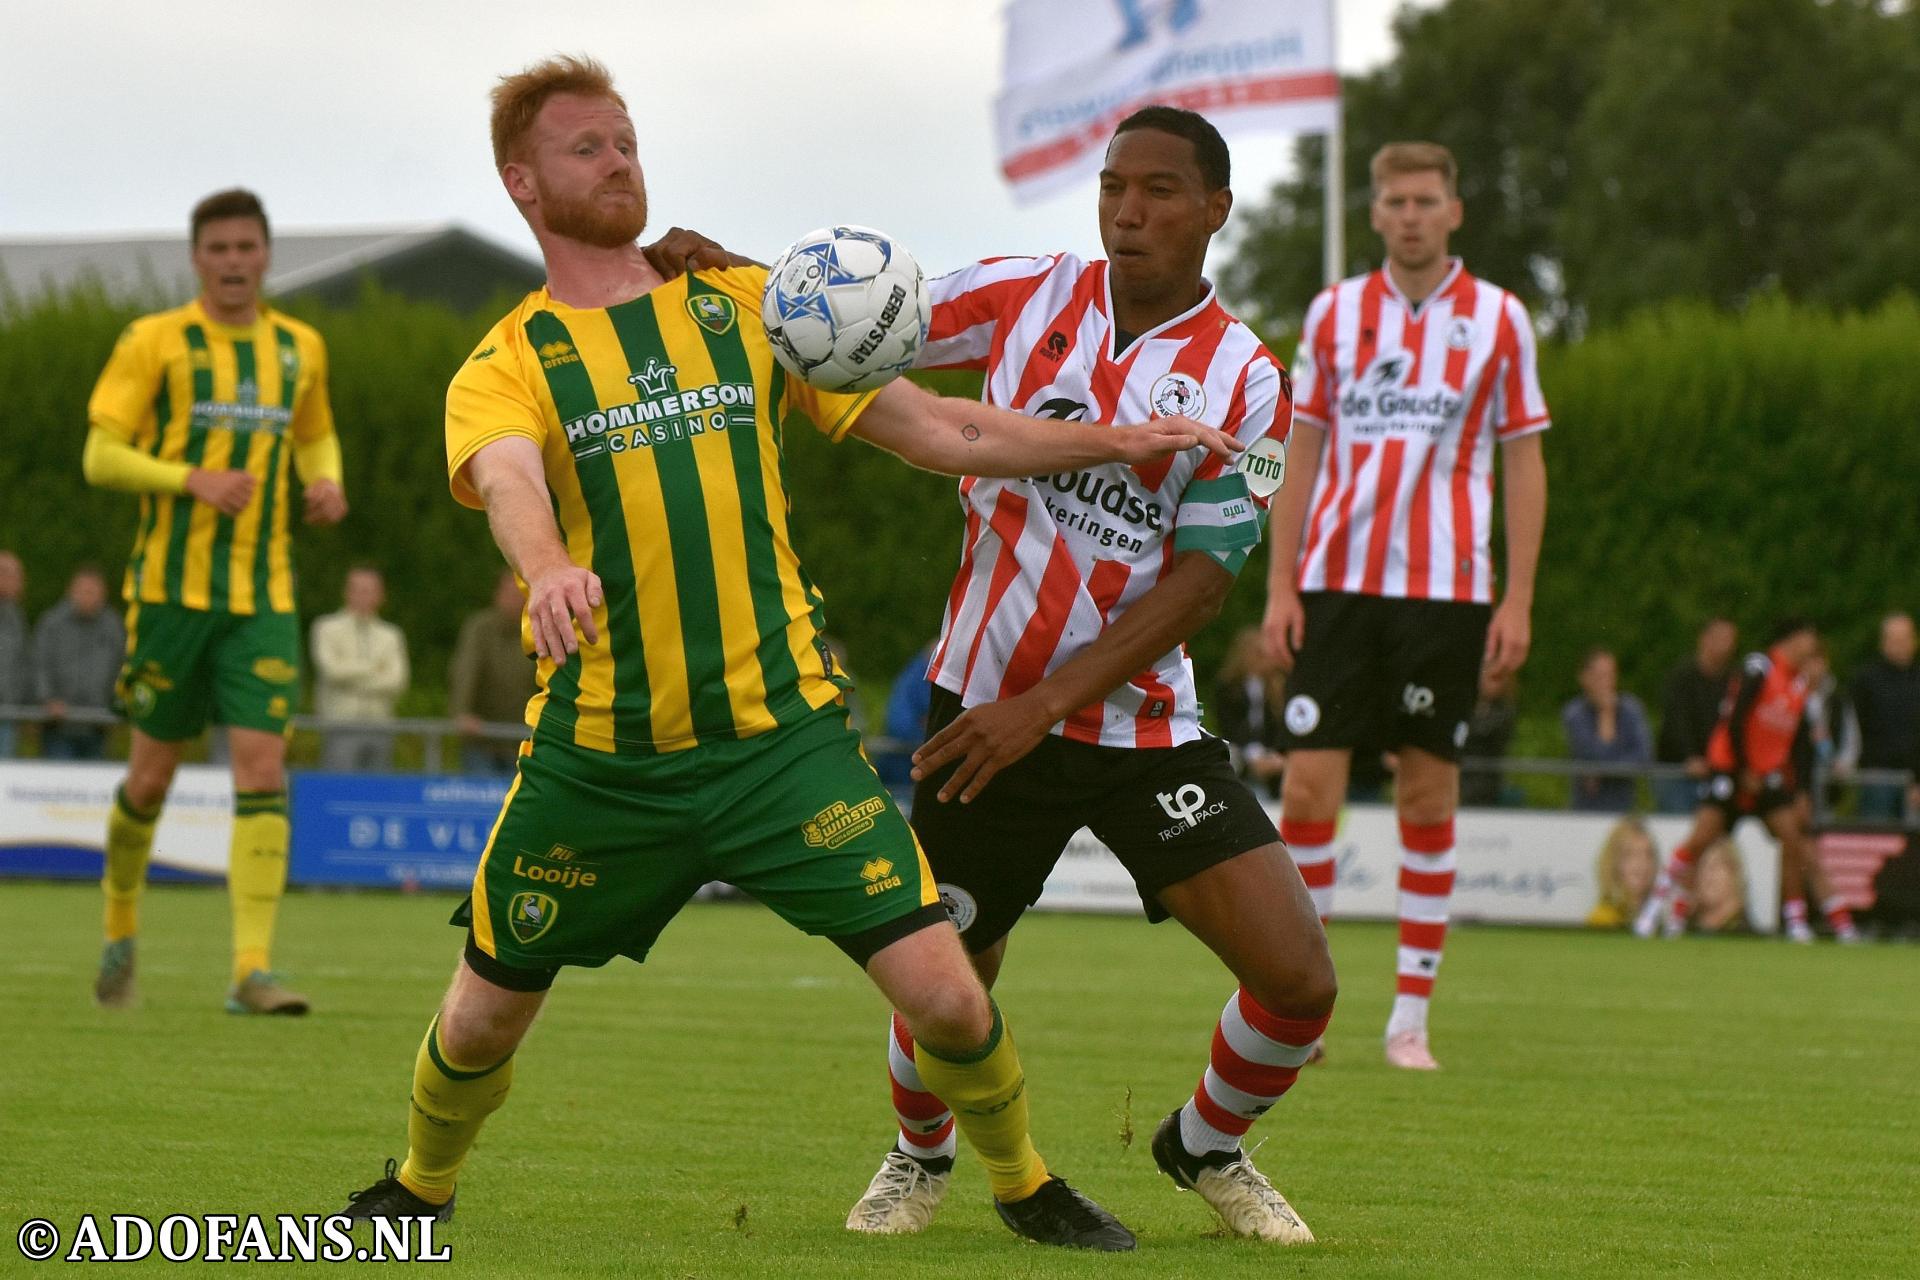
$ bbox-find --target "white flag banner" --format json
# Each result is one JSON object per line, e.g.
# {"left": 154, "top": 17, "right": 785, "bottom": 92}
{"left": 995, "top": 0, "right": 1340, "bottom": 203}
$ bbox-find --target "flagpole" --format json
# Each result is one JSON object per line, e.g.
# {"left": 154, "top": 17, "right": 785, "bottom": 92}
{"left": 1322, "top": 0, "right": 1344, "bottom": 285}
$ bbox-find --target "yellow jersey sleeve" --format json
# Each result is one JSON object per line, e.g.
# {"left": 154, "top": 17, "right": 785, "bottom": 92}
{"left": 87, "top": 319, "right": 164, "bottom": 442}
{"left": 708, "top": 265, "right": 879, "bottom": 443}
{"left": 446, "top": 324, "right": 548, "bottom": 510}
{"left": 288, "top": 327, "right": 337, "bottom": 445}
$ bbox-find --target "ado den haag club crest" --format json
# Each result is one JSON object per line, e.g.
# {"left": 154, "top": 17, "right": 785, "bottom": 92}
{"left": 509, "top": 891, "right": 557, "bottom": 944}
{"left": 687, "top": 293, "right": 737, "bottom": 336}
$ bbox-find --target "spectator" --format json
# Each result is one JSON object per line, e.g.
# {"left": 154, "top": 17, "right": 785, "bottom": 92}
{"left": 33, "top": 565, "right": 124, "bottom": 760}
{"left": 1687, "top": 838, "right": 1752, "bottom": 936}
{"left": 1797, "top": 641, "right": 1853, "bottom": 810}
{"left": 0, "top": 551, "right": 28, "bottom": 757}
{"left": 1562, "top": 647, "right": 1653, "bottom": 813}
{"left": 1587, "top": 817, "right": 1659, "bottom": 928}
{"left": 1656, "top": 616, "right": 1738, "bottom": 813}
{"left": 310, "top": 566, "right": 409, "bottom": 771}
{"left": 1850, "top": 612, "right": 1918, "bottom": 821}
{"left": 876, "top": 640, "right": 935, "bottom": 791}
{"left": 1213, "top": 627, "right": 1287, "bottom": 797}
{"left": 449, "top": 569, "right": 536, "bottom": 775}
{"left": 1461, "top": 662, "right": 1520, "bottom": 808}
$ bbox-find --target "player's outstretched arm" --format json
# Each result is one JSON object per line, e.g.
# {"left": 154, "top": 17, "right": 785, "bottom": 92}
{"left": 848, "top": 376, "right": 1241, "bottom": 478}
{"left": 464, "top": 437, "right": 602, "bottom": 661}
{"left": 914, "top": 552, "right": 1235, "bottom": 803}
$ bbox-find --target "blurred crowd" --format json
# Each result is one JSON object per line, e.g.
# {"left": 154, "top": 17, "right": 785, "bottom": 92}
{"left": 5, "top": 540, "right": 1916, "bottom": 832}
{"left": 0, "top": 549, "right": 535, "bottom": 772}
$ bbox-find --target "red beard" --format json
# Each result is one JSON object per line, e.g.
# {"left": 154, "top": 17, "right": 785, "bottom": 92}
{"left": 538, "top": 172, "right": 649, "bottom": 249}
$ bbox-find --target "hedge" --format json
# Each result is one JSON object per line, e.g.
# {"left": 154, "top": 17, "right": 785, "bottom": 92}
{"left": 3, "top": 286, "right": 1914, "bottom": 734}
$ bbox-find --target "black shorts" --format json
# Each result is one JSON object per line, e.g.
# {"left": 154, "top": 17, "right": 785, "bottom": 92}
{"left": 1280, "top": 591, "right": 1491, "bottom": 762}
{"left": 912, "top": 686, "right": 1279, "bottom": 952}
{"left": 1700, "top": 771, "right": 1799, "bottom": 825}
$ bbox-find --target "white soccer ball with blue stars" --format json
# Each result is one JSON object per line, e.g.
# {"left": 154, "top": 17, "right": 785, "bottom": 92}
{"left": 761, "top": 225, "right": 931, "bottom": 393}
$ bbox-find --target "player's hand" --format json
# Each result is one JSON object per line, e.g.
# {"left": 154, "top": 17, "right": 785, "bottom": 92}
{"left": 641, "top": 227, "right": 757, "bottom": 278}
{"left": 1484, "top": 596, "right": 1532, "bottom": 677}
{"left": 303, "top": 478, "right": 348, "bottom": 526}
{"left": 1114, "top": 415, "right": 1243, "bottom": 465}
{"left": 524, "top": 560, "right": 603, "bottom": 660}
{"left": 1262, "top": 589, "right": 1306, "bottom": 671}
{"left": 912, "top": 692, "right": 1055, "bottom": 804}
{"left": 185, "top": 467, "right": 257, "bottom": 515}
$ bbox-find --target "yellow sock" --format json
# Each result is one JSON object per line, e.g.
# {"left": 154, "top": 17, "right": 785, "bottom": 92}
{"left": 913, "top": 1001, "right": 1050, "bottom": 1202}
{"left": 398, "top": 1017, "right": 514, "bottom": 1204}
{"left": 228, "top": 790, "right": 289, "bottom": 983}
{"left": 103, "top": 787, "right": 160, "bottom": 942}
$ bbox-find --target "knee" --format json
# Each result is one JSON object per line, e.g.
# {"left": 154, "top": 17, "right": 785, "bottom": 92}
{"left": 900, "top": 978, "right": 993, "bottom": 1057}
{"left": 1245, "top": 946, "right": 1337, "bottom": 1023}
{"left": 1281, "top": 769, "right": 1339, "bottom": 820}
{"left": 122, "top": 765, "right": 174, "bottom": 812}
{"left": 436, "top": 1005, "right": 521, "bottom": 1067}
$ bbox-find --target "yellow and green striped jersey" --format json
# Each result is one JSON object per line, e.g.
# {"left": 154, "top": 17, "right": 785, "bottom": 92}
{"left": 446, "top": 267, "right": 877, "bottom": 756}
{"left": 88, "top": 300, "right": 335, "bottom": 615}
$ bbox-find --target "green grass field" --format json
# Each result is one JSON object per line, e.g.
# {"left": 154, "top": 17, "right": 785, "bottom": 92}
{"left": 3, "top": 882, "right": 1915, "bottom": 1278}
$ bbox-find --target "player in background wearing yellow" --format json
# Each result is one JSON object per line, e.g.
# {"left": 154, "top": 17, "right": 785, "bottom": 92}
{"left": 340, "top": 56, "right": 1239, "bottom": 1249}
{"left": 84, "top": 189, "right": 347, "bottom": 1014}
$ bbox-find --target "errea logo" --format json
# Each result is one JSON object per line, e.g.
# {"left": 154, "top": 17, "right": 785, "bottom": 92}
{"left": 538, "top": 340, "right": 580, "bottom": 368}
{"left": 860, "top": 855, "right": 904, "bottom": 897}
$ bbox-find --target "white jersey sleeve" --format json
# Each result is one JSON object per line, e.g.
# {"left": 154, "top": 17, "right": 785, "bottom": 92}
{"left": 918, "top": 255, "right": 1062, "bottom": 371}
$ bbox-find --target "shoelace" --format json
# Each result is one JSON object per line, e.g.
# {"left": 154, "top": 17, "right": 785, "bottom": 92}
{"left": 1215, "top": 1159, "right": 1298, "bottom": 1223}
{"left": 346, "top": 1159, "right": 402, "bottom": 1207}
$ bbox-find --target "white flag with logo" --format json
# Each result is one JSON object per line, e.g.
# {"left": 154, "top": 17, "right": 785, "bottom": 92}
{"left": 995, "top": 0, "right": 1339, "bottom": 204}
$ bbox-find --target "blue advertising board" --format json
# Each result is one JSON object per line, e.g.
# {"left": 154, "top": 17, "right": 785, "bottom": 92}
{"left": 289, "top": 772, "right": 508, "bottom": 889}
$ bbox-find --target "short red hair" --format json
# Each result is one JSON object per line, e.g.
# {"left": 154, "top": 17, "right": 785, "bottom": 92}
{"left": 490, "top": 54, "right": 626, "bottom": 169}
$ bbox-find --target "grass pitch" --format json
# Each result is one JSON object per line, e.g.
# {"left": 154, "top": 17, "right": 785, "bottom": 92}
{"left": 3, "top": 882, "right": 1915, "bottom": 1278}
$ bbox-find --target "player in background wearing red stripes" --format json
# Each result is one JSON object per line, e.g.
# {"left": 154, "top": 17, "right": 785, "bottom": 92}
{"left": 846, "top": 107, "right": 1336, "bottom": 1245}
{"left": 1636, "top": 619, "right": 1860, "bottom": 942}
{"left": 1261, "top": 143, "right": 1550, "bottom": 1071}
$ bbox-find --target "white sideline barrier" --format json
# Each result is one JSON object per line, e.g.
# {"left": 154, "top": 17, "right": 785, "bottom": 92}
{"left": 0, "top": 762, "right": 234, "bottom": 879}
{"left": 1037, "top": 803, "right": 1782, "bottom": 934}
{"left": 0, "top": 762, "right": 1780, "bottom": 932}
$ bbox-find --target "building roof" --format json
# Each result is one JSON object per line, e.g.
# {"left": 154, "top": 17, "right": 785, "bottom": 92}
{"left": 0, "top": 224, "right": 545, "bottom": 311}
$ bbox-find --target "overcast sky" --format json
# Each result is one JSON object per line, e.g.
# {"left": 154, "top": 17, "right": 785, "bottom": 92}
{"left": 1, "top": 0, "right": 1423, "bottom": 278}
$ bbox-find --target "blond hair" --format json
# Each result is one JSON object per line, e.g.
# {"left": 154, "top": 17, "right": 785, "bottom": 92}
{"left": 1593, "top": 817, "right": 1658, "bottom": 919}
{"left": 1371, "top": 142, "right": 1458, "bottom": 197}
{"left": 490, "top": 54, "right": 627, "bottom": 169}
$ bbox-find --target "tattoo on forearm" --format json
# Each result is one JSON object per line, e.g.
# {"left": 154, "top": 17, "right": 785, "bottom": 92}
{"left": 961, "top": 423, "right": 981, "bottom": 442}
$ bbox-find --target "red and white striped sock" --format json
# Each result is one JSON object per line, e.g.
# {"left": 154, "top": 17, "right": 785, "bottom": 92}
{"left": 1783, "top": 897, "right": 1812, "bottom": 937}
{"left": 1389, "top": 819, "right": 1456, "bottom": 1037}
{"left": 1179, "top": 987, "right": 1332, "bottom": 1155}
{"left": 1664, "top": 842, "right": 1701, "bottom": 924}
{"left": 1281, "top": 817, "right": 1337, "bottom": 922}
{"left": 1822, "top": 895, "right": 1859, "bottom": 940}
{"left": 887, "top": 1012, "right": 956, "bottom": 1163}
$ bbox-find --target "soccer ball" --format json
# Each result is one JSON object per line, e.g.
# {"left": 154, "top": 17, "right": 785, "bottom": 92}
{"left": 761, "top": 225, "right": 931, "bottom": 393}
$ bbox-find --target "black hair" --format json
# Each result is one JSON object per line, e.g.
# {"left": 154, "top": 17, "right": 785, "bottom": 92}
{"left": 191, "top": 189, "right": 270, "bottom": 246}
{"left": 1112, "top": 105, "right": 1230, "bottom": 191}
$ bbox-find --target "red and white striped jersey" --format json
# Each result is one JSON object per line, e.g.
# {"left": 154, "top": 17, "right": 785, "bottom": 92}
{"left": 918, "top": 252, "right": 1290, "bottom": 749}
{"left": 1291, "top": 261, "right": 1548, "bottom": 603}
